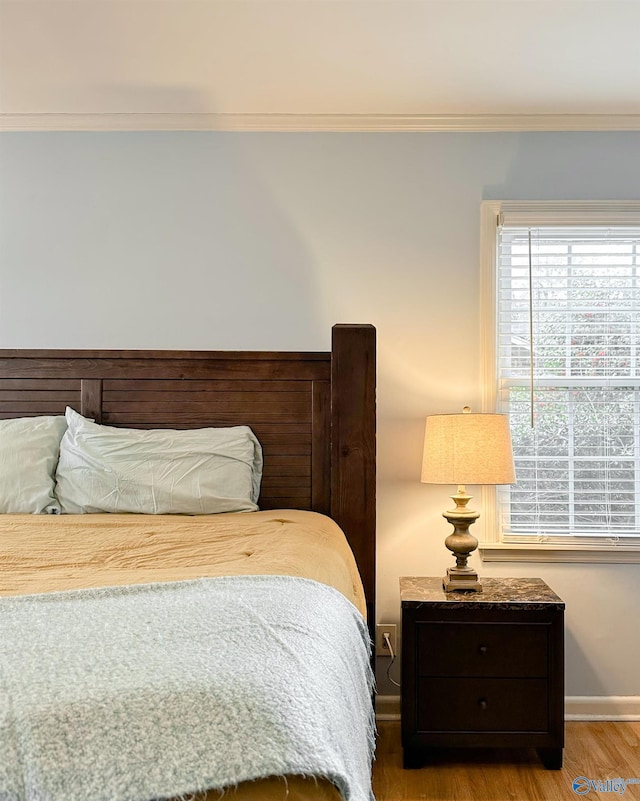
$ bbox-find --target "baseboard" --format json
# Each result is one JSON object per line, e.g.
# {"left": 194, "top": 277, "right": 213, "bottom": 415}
{"left": 565, "top": 696, "right": 640, "bottom": 721}
{"left": 375, "top": 695, "right": 401, "bottom": 720}
{"left": 375, "top": 694, "right": 640, "bottom": 722}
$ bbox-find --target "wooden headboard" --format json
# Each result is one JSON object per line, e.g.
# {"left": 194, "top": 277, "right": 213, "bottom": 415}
{"left": 0, "top": 323, "right": 376, "bottom": 630}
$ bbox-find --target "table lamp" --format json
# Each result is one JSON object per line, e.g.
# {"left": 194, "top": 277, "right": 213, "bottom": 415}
{"left": 421, "top": 407, "right": 515, "bottom": 592}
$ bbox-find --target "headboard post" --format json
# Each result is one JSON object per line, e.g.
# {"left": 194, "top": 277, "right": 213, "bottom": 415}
{"left": 330, "top": 324, "right": 376, "bottom": 636}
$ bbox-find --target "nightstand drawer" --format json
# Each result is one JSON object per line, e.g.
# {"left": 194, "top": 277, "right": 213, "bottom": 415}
{"left": 417, "top": 677, "right": 549, "bottom": 732}
{"left": 417, "top": 622, "right": 548, "bottom": 677}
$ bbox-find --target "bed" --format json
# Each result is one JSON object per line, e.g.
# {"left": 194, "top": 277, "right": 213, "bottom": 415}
{"left": 0, "top": 324, "right": 376, "bottom": 801}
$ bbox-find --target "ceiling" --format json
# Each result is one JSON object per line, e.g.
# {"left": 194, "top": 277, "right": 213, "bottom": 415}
{"left": 2, "top": 0, "right": 640, "bottom": 131}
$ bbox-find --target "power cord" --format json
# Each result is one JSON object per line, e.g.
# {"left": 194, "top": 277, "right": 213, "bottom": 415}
{"left": 382, "top": 632, "right": 401, "bottom": 688}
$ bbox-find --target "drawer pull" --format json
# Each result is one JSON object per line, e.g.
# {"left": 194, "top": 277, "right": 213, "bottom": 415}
{"left": 478, "top": 645, "right": 488, "bottom": 655}
{"left": 478, "top": 698, "right": 488, "bottom": 710}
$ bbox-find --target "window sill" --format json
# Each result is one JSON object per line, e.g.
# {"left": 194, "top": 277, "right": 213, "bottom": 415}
{"left": 479, "top": 543, "right": 640, "bottom": 564}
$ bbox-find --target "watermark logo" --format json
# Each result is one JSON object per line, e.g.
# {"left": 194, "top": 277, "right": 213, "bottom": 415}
{"left": 573, "top": 776, "right": 640, "bottom": 795}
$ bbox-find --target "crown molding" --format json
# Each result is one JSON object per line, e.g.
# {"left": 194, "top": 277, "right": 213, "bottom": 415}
{"left": 3, "top": 112, "right": 640, "bottom": 133}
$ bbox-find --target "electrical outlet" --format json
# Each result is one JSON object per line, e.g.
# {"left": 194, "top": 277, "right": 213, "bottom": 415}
{"left": 375, "top": 623, "right": 397, "bottom": 656}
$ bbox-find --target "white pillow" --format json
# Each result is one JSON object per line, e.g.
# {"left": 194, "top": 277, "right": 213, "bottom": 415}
{"left": 55, "top": 407, "right": 263, "bottom": 515}
{"left": 0, "top": 415, "right": 67, "bottom": 514}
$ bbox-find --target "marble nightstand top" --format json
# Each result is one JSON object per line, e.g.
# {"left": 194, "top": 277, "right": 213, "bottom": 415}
{"left": 400, "top": 576, "right": 565, "bottom": 609}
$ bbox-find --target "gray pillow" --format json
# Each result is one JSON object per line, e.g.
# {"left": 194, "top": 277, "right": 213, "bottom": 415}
{"left": 0, "top": 415, "right": 67, "bottom": 513}
{"left": 54, "top": 407, "right": 263, "bottom": 514}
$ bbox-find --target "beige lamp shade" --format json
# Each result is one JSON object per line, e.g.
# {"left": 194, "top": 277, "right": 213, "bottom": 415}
{"left": 421, "top": 411, "right": 516, "bottom": 486}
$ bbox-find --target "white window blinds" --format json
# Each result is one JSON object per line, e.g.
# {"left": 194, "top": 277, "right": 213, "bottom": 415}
{"left": 496, "top": 223, "right": 640, "bottom": 540}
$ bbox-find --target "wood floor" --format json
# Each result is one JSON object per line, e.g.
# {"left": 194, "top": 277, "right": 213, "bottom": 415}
{"left": 372, "top": 721, "right": 640, "bottom": 801}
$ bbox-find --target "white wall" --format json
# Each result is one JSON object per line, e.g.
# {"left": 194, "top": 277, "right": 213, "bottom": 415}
{"left": 2, "top": 130, "right": 640, "bottom": 698}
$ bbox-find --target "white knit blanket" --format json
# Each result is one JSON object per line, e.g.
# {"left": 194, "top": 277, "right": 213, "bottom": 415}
{"left": 0, "top": 576, "right": 374, "bottom": 801}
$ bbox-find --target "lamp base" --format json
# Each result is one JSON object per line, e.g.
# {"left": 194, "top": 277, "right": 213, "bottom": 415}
{"left": 441, "top": 487, "right": 483, "bottom": 593}
{"left": 443, "top": 567, "right": 483, "bottom": 593}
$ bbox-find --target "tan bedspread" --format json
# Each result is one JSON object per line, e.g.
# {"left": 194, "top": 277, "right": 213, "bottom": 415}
{"left": 0, "top": 509, "right": 365, "bottom": 618}
{"left": 0, "top": 509, "right": 367, "bottom": 801}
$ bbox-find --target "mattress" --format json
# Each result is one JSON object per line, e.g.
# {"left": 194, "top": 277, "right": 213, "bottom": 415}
{"left": 0, "top": 510, "right": 369, "bottom": 801}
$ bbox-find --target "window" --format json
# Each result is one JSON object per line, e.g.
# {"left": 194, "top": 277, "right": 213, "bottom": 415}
{"left": 480, "top": 202, "right": 640, "bottom": 562}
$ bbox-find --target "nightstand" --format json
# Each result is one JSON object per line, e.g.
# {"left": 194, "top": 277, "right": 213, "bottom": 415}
{"left": 400, "top": 576, "right": 564, "bottom": 770}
